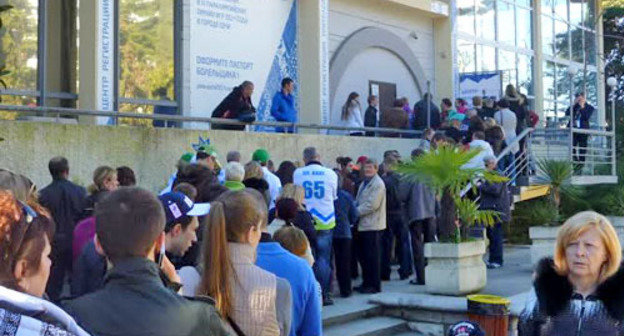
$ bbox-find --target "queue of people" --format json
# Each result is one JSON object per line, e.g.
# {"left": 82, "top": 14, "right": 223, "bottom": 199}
{"left": 0, "top": 105, "right": 612, "bottom": 336}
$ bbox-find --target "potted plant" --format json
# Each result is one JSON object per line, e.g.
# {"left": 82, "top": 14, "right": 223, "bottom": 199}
{"left": 529, "top": 158, "right": 576, "bottom": 264}
{"left": 398, "top": 145, "right": 504, "bottom": 296}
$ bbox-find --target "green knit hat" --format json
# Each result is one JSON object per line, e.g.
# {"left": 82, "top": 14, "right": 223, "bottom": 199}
{"left": 180, "top": 152, "right": 194, "bottom": 163}
{"left": 252, "top": 149, "right": 270, "bottom": 164}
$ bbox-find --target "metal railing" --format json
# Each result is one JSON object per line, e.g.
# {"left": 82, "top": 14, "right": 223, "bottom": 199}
{"left": 0, "top": 104, "right": 424, "bottom": 138}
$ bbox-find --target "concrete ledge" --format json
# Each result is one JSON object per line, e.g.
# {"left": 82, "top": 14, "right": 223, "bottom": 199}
{"left": 369, "top": 291, "right": 530, "bottom": 336}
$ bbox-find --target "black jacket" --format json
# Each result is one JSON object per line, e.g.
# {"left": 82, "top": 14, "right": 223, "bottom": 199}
{"left": 519, "top": 258, "right": 624, "bottom": 336}
{"left": 211, "top": 85, "right": 256, "bottom": 131}
{"left": 268, "top": 208, "right": 318, "bottom": 251}
{"left": 478, "top": 180, "right": 510, "bottom": 222}
{"left": 381, "top": 171, "right": 403, "bottom": 215}
{"left": 71, "top": 240, "right": 106, "bottom": 297}
{"left": 39, "top": 179, "right": 87, "bottom": 246}
{"left": 566, "top": 103, "right": 595, "bottom": 129}
{"left": 413, "top": 99, "right": 441, "bottom": 130}
{"left": 364, "top": 106, "right": 378, "bottom": 128}
{"left": 82, "top": 190, "right": 109, "bottom": 219}
{"left": 63, "top": 257, "right": 229, "bottom": 336}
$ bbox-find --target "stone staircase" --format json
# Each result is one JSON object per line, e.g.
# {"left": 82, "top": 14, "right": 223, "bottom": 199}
{"left": 323, "top": 301, "right": 410, "bottom": 336}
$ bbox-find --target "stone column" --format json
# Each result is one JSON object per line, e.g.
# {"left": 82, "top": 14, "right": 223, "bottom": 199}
{"left": 297, "top": 0, "right": 329, "bottom": 130}
{"left": 533, "top": 0, "right": 545, "bottom": 124}
{"left": 434, "top": 6, "right": 453, "bottom": 100}
{"left": 78, "top": 0, "right": 115, "bottom": 124}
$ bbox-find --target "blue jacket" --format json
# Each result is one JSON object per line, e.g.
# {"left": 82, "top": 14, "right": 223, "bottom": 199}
{"left": 256, "top": 241, "right": 322, "bottom": 336}
{"left": 271, "top": 91, "right": 297, "bottom": 122}
{"left": 334, "top": 190, "right": 358, "bottom": 239}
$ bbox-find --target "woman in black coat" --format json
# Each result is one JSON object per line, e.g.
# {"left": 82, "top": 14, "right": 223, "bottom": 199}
{"left": 519, "top": 211, "right": 624, "bottom": 336}
{"left": 211, "top": 81, "right": 256, "bottom": 131}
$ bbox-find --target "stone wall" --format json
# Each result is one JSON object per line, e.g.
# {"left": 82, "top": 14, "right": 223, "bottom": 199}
{"left": 0, "top": 121, "right": 419, "bottom": 192}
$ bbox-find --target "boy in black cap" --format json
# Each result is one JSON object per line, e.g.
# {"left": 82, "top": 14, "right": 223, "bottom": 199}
{"left": 159, "top": 191, "right": 210, "bottom": 258}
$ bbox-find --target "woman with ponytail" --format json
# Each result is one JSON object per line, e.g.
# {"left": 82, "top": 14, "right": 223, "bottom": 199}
{"left": 194, "top": 190, "right": 292, "bottom": 336}
{"left": 83, "top": 166, "right": 118, "bottom": 217}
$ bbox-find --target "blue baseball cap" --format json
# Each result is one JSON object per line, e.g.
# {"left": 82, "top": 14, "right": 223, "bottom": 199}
{"left": 158, "top": 192, "right": 211, "bottom": 228}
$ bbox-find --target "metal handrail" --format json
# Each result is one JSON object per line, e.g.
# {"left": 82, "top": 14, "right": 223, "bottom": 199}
{"left": 0, "top": 104, "right": 424, "bottom": 136}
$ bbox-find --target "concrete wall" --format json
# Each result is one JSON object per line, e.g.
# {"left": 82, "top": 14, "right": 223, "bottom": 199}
{"left": 0, "top": 121, "right": 419, "bottom": 193}
{"left": 329, "top": 0, "right": 436, "bottom": 120}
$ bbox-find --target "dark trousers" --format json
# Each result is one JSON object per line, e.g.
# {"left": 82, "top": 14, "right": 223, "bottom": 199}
{"left": 381, "top": 213, "right": 412, "bottom": 279}
{"left": 486, "top": 222, "right": 504, "bottom": 265}
{"left": 333, "top": 238, "right": 352, "bottom": 297}
{"left": 358, "top": 230, "right": 382, "bottom": 292}
{"left": 409, "top": 218, "right": 436, "bottom": 284}
{"left": 46, "top": 242, "right": 72, "bottom": 302}
{"left": 573, "top": 133, "right": 589, "bottom": 163}
{"left": 350, "top": 227, "right": 360, "bottom": 279}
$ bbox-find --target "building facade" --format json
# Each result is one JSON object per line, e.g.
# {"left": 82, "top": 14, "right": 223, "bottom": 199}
{"left": 0, "top": 0, "right": 605, "bottom": 128}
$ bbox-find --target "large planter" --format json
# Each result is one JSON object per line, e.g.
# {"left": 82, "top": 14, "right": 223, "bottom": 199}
{"left": 424, "top": 240, "right": 486, "bottom": 296}
{"left": 607, "top": 216, "right": 624, "bottom": 248}
{"left": 529, "top": 226, "right": 560, "bottom": 265}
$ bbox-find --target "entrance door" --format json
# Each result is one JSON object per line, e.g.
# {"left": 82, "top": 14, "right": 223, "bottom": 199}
{"left": 369, "top": 81, "right": 397, "bottom": 116}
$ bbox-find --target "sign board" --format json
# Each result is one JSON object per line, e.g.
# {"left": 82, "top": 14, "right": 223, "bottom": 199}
{"left": 97, "top": 0, "right": 115, "bottom": 124}
{"left": 458, "top": 72, "right": 502, "bottom": 101}
{"left": 189, "top": 0, "right": 298, "bottom": 128}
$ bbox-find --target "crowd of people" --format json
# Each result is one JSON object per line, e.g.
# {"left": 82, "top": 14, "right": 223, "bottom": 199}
{"left": 0, "top": 81, "right": 604, "bottom": 335}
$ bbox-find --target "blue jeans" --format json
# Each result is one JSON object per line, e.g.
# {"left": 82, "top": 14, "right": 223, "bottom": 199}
{"left": 313, "top": 229, "right": 333, "bottom": 297}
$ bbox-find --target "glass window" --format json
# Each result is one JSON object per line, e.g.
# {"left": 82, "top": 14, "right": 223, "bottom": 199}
{"left": 554, "top": 20, "right": 569, "bottom": 60}
{"left": 555, "top": 63, "right": 572, "bottom": 102}
{"left": 458, "top": 0, "right": 476, "bottom": 35}
{"left": 516, "top": 7, "right": 532, "bottom": 49}
{"left": 583, "top": 0, "right": 595, "bottom": 28}
{"left": 497, "top": 1, "right": 515, "bottom": 46}
{"left": 516, "top": 0, "right": 532, "bottom": 9}
{"left": 119, "top": 0, "right": 175, "bottom": 101}
{"left": 1, "top": 1, "right": 38, "bottom": 93}
{"left": 542, "top": 0, "right": 553, "bottom": 15}
{"left": 476, "top": 44, "right": 496, "bottom": 71}
{"left": 541, "top": 15, "right": 554, "bottom": 55}
{"left": 458, "top": 40, "right": 476, "bottom": 73}
{"left": 553, "top": 0, "right": 568, "bottom": 21}
{"left": 498, "top": 49, "right": 517, "bottom": 87}
{"left": 584, "top": 71, "right": 598, "bottom": 107}
{"left": 543, "top": 61, "right": 556, "bottom": 101}
{"left": 517, "top": 54, "right": 533, "bottom": 95}
{"left": 569, "top": 0, "right": 583, "bottom": 27}
{"left": 584, "top": 31, "right": 596, "bottom": 65}
{"left": 476, "top": 0, "right": 496, "bottom": 41}
{"left": 570, "top": 27, "right": 584, "bottom": 63}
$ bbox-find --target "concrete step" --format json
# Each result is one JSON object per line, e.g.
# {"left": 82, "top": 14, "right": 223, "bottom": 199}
{"left": 324, "top": 316, "right": 408, "bottom": 336}
{"left": 322, "top": 302, "right": 381, "bottom": 328}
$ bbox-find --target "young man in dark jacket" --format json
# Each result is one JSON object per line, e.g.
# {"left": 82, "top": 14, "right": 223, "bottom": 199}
{"left": 39, "top": 157, "right": 87, "bottom": 302}
{"left": 211, "top": 81, "right": 256, "bottom": 131}
{"left": 380, "top": 156, "right": 412, "bottom": 281}
{"left": 63, "top": 188, "right": 228, "bottom": 336}
{"left": 566, "top": 92, "right": 595, "bottom": 165}
{"left": 479, "top": 156, "right": 511, "bottom": 269}
{"left": 364, "top": 95, "right": 378, "bottom": 136}
{"left": 413, "top": 93, "right": 441, "bottom": 130}
{"left": 333, "top": 174, "right": 359, "bottom": 297}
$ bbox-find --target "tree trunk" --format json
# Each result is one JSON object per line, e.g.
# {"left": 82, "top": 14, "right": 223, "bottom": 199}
{"left": 439, "top": 188, "right": 456, "bottom": 240}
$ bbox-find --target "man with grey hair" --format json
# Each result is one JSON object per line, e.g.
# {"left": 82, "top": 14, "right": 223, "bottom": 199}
{"left": 224, "top": 162, "right": 245, "bottom": 191}
{"left": 226, "top": 151, "right": 241, "bottom": 163}
{"left": 479, "top": 154, "right": 510, "bottom": 269}
{"left": 293, "top": 147, "right": 338, "bottom": 305}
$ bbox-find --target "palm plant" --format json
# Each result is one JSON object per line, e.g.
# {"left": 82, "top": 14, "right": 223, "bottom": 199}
{"left": 534, "top": 158, "right": 578, "bottom": 223}
{"left": 397, "top": 145, "right": 506, "bottom": 242}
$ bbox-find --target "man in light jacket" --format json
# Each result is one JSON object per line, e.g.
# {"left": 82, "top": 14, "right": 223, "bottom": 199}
{"left": 494, "top": 99, "right": 518, "bottom": 176}
{"left": 355, "top": 158, "right": 386, "bottom": 294}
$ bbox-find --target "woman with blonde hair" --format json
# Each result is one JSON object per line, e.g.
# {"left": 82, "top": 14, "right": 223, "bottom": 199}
{"left": 84, "top": 166, "right": 118, "bottom": 216}
{"left": 196, "top": 190, "right": 292, "bottom": 336}
{"left": 519, "top": 211, "right": 624, "bottom": 336}
{"left": 242, "top": 161, "right": 270, "bottom": 206}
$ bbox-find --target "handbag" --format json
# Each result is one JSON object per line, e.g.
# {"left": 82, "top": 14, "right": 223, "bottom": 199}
{"left": 237, "top": 110, "right": 256, "bottom": 123}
